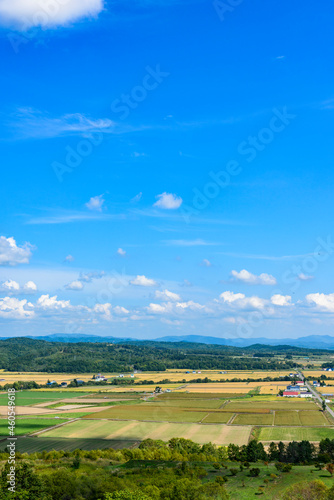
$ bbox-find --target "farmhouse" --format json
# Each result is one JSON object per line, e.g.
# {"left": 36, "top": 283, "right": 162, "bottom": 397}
{"left": 283, "top": 391, "right": 299, "bottom": 397}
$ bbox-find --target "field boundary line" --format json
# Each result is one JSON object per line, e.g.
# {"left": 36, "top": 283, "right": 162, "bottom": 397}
{"left": 29, "top": 418, "right": 80, "bottom": 437}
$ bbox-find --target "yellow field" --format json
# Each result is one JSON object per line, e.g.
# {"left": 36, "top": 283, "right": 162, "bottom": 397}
{"left": 0, "top": 369, "right": 296, "bottom": 386}
{"left": 302, "top": 371, "right": 332, "bottom": 378}
{"left": 317, "top": 386, "right": 334, "bottom": 394}
{"left": 181, "top": 384, "right": 250, "bottom": 394}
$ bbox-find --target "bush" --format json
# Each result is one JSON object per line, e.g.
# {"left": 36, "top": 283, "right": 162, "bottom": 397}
{"left": 249, "top": 468, "right": 260, "bottom": 477}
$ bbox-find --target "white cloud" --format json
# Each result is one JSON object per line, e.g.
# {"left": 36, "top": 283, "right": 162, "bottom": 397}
{"left": 0, "top": 0, "right": 104, "bottom": 30}
{"left": 37, "top": 294, "right": 71, "bottom": 310}
{"left": 231, "top": 269, "right": 276, "bottom": 285}
{"left": 147, "top": 300, "right": 206, "bottom": 315}
{"left": 93, "top": 303, "right": 112, "bottom": 319}
{"left": 117, "top": 248, "right": 126, "bottom": 257}
{"left": 130, "top": 275, "right": 157, "bottom": 287}
{"left": 114, "top": 306, "right": 129, "bottom": 315}
{"left": 79, "top": 271, "right": 105, "bottom": 283}
{"left": 64, "top": 255, "right": 75, "bottom": 263}
{"left": 306, "top": 293, "right": 334, "bottom": 312}
{"left": 219, "top": 291, "right": 267, "bottom": 310}
{"left": 164, "top": 239, "right": 215, "bottom": 247}
{"left": 154, "top": 192, "right": 183, "bottom": 210}
{"left": 155, "top": 289, "right": 181, "bottom": 302}
{"left": 0, "top": 280, "right": 20, "bottom": 292}
{"left": 298, "top": 273, "right": 314, "bottom": 281}
{"left": 131, "top": 192, "right": 143, "bottom": 203}
{"left": 23, "top": 281, "right": 37, "bottom": 293}
{"left": 270, "top": 294, "right": 292, "bottom": 306}
{"left": 65, "top": 280, "right": 84, "bottom": 291}
{"left": 201, "top": 259, "right": 212, "bottom": 267}
{"left": 0, "top": 236, "right": 33, "bottom": 266}
{"left": 0, "top": 297, "right": 34, "bottom": 319}
{"left": 85, "top": 194, "right": 105, "bottom": 212}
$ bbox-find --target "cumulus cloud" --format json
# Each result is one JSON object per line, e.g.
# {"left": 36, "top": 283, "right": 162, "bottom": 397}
{"left": 153, "top": 192, "right": 183, "bottom": 210}
{"left": 201, "top": 259, "right": 212, "bottom": 267}
{"left": 130, "top": 275, "right": 157, "bottom": 287}
{"left": 0, "top": 297, "right": 34, "bottom": 319}
{"left": 37, "top": 294, "right": 71, "bottom": 310}
{"left": 117, "top": 248, "right": 126, "bottom": 257}
{"left": 155, "top": 289, "right": 181, "bottom": 302}
{"left": 65, "top": 280, "right": 84, "bottom": 291}
{"left": 0, "top": 280, "right": 20, "bottom": 292}
{"left": 0, "top": 0, "right": 105, "bottom": 31}
{"left": 0, "top": 236, "right": 33, "bottom": 266}
{"left": 230, "top": 269, "right": 276, "bottom": 285}
{"left": 85, "top": 194, "right": 105, "bottom": 212}
{"left": 147, "top": 300, "right": 206, "bottom": 315}
{"left": 0, "top": 280, "right": 37, "bottom": 295}
{"left": 270, "top": 294, "right": 292, "bottom": 306}
{"left": 306, "top": 293, "right": 334, "bottom": 312}
{"left": 219, "top": 291, "right": 267, "bottom": 310}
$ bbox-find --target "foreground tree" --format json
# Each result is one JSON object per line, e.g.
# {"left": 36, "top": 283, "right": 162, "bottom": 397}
{"left": 282, "top": 480, "right": 328, "bottom": 500}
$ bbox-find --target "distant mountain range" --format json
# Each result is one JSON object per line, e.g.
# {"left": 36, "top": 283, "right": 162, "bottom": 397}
{"left": 1, "top": 333, "right": 334, "bottom": 350}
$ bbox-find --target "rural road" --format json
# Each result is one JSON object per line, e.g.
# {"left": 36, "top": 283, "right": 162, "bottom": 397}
{"left": 298, "top": 371, "right": 334, "bottom": 420}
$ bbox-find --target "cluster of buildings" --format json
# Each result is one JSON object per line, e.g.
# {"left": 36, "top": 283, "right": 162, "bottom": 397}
{"left": 282, "top": 380, "right": 313, "bottom": 398}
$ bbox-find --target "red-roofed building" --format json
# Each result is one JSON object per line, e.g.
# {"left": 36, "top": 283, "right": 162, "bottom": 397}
{"left": 283, "top": 391, "right": 299, "bottom": 397}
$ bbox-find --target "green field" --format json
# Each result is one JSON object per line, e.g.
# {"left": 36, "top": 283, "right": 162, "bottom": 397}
{"left": 0, "top": 391, "right": 87, "bottom": 406}
{"left": 88, "top": 404, "right": 208, "bottom": 422}
{"left": 0, "top": 417, "right": 68, "bottom": 435}
{"left": 41, "top": 419, "right": 252, "bottom": 445}
{"left": 274, "top": 410, "right": 329, "bottom": 426}
{"left": 258, "top": 426, "right": 334, "bottom": 441}
{"left": 299, "top": 410, "right": 330, "bottom": 425}
{"left": 201, "top": 412, "right": 234, "bottom": 423}
{"left": 148, "top": 399, "right": 224, "bottom": 409}
{"left": 0, "top": 436, "right": 137, "bottom": 452}
{"left": 233, "top": 413, "right": 274, "bottom": 425}
{"left": 274, "top": 410, "right": 301, "bottom": 426}
{"left": 226, "top": 400, "right": 317, "bottom": 411}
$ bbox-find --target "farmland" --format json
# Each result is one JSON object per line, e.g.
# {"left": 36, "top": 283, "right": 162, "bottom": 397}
{"left": 0, "top": 363, "right": 332, "bottom": 452}
{"left": 40, "top": 419, "right": 252, "bottom": 446}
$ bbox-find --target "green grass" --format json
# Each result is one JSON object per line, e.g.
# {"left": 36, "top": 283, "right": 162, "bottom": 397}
{"left": 222, "top": 463, "right": 334, "bottom": 500}
{"left": 299, "top": 410, "right": 329, "bottom": 426}
{"left": 232, "top": 413, "right": 274, "bottom": 425}
{"left": 0, "top": 437, "right": 137, "bottom": 452}
{"left": 258, "top": 426, "right": 334, "bottom": 441}
{"left": 274, "top": 411, "right": 301, "bottom": 426}
{"left": 0, "top": 391, "right": 87, "bottom": 406}
{"left": 0, "top": 417, "right": 68, "bottom": 436}
{"left": 201, "top": 413, "right": 234, "bottom": 423}
{"left": 87, "top": 404, "right": 208, "bottom": 422}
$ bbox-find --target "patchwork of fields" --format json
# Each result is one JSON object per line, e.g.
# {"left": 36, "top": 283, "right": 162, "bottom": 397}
{"left": 0, "top": 368, "right": 332, "bottom": 452}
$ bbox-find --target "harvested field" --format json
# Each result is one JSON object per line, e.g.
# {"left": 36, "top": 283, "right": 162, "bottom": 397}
{"left": 232, "top": 413, "right": 274, "bottom": 426}
{"left": 41, "top": 419, "right": 251, "bottom": 446}
{"left": 201, "top": 413, "right": 234, "bottom": 424}
{"left": 84, "top": 405, "right": 208, "bottom": 423}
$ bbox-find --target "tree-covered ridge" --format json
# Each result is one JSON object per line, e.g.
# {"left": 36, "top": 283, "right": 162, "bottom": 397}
{"left": 0, "top": 337, "right": 316, "bottom": 373}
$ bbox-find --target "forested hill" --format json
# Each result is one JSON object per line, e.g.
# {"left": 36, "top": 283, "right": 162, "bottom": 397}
{"left": 0, "top": 337, "right": 329, "bottom": 373}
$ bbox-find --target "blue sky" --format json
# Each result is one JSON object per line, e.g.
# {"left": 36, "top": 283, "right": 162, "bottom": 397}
{"left": 1, "top": 0, "right": 334, "bottom": 339}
